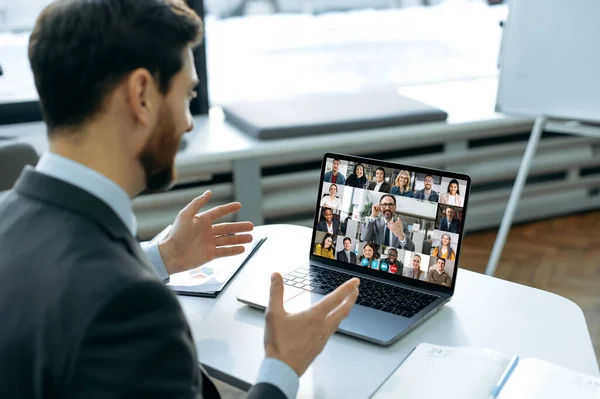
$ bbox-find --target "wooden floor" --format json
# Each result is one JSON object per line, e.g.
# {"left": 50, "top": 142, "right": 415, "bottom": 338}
{"left": 460, "top": 209, "right": 600, "bottom": 365}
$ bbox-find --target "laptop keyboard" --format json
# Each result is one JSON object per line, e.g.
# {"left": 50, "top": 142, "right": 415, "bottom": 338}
{"left": 283, "top": 266, "right": 439, "bottom": 318}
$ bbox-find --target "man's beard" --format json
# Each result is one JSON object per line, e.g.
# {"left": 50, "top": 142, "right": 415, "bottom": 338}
{"left": 139, "top": 103, "right": 181, "bottom": 194}
{"left": 383, "top": 210, "right": 393, "bottom": 221}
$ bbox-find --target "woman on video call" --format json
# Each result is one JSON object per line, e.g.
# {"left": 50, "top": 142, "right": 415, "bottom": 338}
{"left": 431, "top": 233, "right": 456, "bottom": 260}
{"left": 320, "top": 183, "right": 341, "bottom": 210}
{"left": 359, "top": 242, "right": 379, "bottom": 268}
{"left": 390, "top": 170, "right": 413, "bottom": 197}
{"left": 439, "top": 179, "right": 464, "bottom": 207}
{"left": 314, "top": 233, "right": 335, "bottom": 259}
{"left": 345, "top": 163, "right": 367, "bottom": 189}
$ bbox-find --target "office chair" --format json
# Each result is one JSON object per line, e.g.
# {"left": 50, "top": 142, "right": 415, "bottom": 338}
{"left": 0, "top": 142, "right": 39, "bottom": 191}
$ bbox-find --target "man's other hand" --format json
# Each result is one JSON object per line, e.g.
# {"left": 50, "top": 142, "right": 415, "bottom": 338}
{"left": 264, "top": 273, "right": 360, "bottom": 376}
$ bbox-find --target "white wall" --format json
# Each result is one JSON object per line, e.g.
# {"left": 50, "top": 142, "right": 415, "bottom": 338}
{"left": 395, "top": 195, "right": 438, "bottom": 219}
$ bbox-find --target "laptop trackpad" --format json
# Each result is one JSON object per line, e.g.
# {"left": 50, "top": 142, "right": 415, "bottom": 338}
{"left": 284, "top": 291, "right": 325, "bottom": 314}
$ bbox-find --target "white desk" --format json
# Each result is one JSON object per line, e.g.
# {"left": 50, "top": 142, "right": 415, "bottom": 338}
{"left": 177, "top": 224, "right": 599, "bottom": 398}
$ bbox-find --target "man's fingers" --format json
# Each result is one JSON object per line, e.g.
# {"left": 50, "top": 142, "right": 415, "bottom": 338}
{"left": 266, "top": 273, "right": 285, "bottom": 316}
{"left": 204, "top": 202, "right": 243, "bottom": 221}
{"left": 212, "top": 221, "right": 254, "bottom": 236}
{"left": 325, "top": 288, "right": 359, "bottom": 334}
{"left": 313, "top": 278, "right": 360, "bottom": 316}
{"left": 214, "top": 233, "right": 253, "bottom": 247}
{"left": 214, "top": 245, "right": 246, "bottom": 258}
{"left": 179, "top": 191, "right": 212, "bottom": 219}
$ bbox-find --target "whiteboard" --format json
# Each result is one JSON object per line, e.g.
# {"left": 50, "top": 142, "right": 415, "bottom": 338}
{"left": 496, "top": 0, "right": 600, "bottom": 122}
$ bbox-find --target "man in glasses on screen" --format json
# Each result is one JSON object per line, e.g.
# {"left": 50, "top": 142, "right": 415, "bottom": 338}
{"left": 364, "top": 195, "right": 415, "bottom": 251}
{"left": 413, "top": 174, "right": 439, "bottom": 202}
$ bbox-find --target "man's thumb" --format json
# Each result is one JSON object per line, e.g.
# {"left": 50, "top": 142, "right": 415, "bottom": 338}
{"left": 267, "top": 272, "right": 285, "bottom": 315}
{"left": 180, "top": 190, "right": 211, "bottom": 218}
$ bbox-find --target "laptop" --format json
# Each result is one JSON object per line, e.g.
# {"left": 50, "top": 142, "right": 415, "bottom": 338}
{"left": 237, "top": 152, "right": 471, "bottom": 346}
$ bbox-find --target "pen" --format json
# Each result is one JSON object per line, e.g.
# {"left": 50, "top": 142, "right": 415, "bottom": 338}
{"left": 489, "top": 355, "right": 519, "bottom": 398}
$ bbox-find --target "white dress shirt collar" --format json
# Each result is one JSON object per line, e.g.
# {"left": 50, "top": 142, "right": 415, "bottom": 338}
{"left": 35, "top": 152, "right": 137, "bottom": 236}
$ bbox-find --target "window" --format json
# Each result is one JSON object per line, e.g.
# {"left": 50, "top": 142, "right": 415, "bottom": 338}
{"left": 204, "top": 0, "right": 507, "bottom": 106}
{"left": 0, "top": 0, "right": 209, "bottom": 125}
{"left": 0, "top": 0, "right": 507, "bottom": 125}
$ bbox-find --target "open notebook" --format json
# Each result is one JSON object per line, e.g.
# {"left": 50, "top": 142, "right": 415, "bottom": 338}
{"left": 372, "top": 343, "right": 600, "bottom": 399}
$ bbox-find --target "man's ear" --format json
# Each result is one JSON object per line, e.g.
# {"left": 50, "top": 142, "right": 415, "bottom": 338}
{"left": 126, "top": 68, "right": 159, "bottom": 129}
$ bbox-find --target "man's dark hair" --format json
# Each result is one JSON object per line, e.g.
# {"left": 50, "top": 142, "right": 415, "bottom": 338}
{"left": 388, "top": 248, "right": 397, "bottom": 255}
{"left": 437, "top": 257, "right": 446, "bottom": 265}
{"left": 333, "top": 159, "right": 341, "bottom": 163}
{"left": 343, "top": 237, "right": 352, "bottom": 243}
{"left": 29, "top": 0, "right": 203, "bottom": 133}
{"left": 375, "top": 167, "right": 386, "bottom": 178}
{"left": 424, "top": 174, "right": 434, "bottom": 180}
{"left": 379, "top": 194, "right": 396, "bottom": 206}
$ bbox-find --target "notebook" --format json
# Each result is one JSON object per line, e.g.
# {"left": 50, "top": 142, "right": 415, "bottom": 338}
{"left": 372, "top": 343, "right": 600, "bottom": 399}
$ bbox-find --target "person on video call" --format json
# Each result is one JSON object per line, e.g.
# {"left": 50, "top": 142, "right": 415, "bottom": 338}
{"left": 323, "top": 158, "right": 346, "bottom": 185}
{"left": 428, "top": 257, "right": 452, "bottom": 287}
{"left": 0, "top": 1, "right": 361, "bottom": 397}
{"left": 366, "top": 167, "right": 391, "bottom": 193}
{"left": 431, "top": 233, "right": 456, "bottom": 260}
{"left": 337, "top": 236, "right": 358, "bottom": 264}
{"left": 439, "top": 206, "right": 460, "bottom": 234}
{"left": 314, "top": 233, "right": 335, "bottom": 259}
{"left": 364, "top": 194, "right": 415, "bottom": 251}
{"left": 345, "top": 162, "right": 367, "bottom": 188}
{"left": 403, "top": 254, "right": 424, "bottom": 280}
{"left": 359, "top": 242, "right": 380, "bottom": 268}
{"left": 317, "top": 207, "right": 340, "bottom": 234}
{"left": 386, "top": 248, "right": 404, "bottom": 271}
{"left": 439, "top": 179, "right": 464, "bottom": 207}
{"left": 390, "top": 170, "right": 413, "bottom": 197}
{"left": 320, "top": 183, "right": 341, "bottom": 210}
{"left": 413, "top": 174, "right": 439, "bottom": 202}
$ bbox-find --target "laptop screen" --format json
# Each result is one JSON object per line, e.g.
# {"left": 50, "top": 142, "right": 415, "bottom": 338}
{"left": 310, "top": 153, "right": 471, "bottom": 291}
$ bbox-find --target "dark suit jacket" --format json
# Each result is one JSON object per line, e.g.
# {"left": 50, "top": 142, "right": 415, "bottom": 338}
{"left": 336, "top": 250, "right": 357, "bottom": 265}
{"left": 316, "top": 219, "right": 340, "bottom": 234}
{"left": 0, "top": 168, "right": 285, "bottom": 399}
{"left": 364, "top": 217, "right": 415, "bottom": 251}
{"left": 366, "top": 181, "right": 391, "bottom": 193}
{"left": 439, "top": 216, "right": 460, "bottom": 234}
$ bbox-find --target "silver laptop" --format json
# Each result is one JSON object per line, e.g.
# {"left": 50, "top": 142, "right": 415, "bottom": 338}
{"left": 237, "top": 152, "right": 471, "bottom": 346}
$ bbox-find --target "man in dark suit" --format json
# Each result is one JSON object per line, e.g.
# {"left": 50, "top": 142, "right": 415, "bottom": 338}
{"left": 316, "top": 207, "right": 340, "bottom": 234}
{"left": 366, "top": 167, "right": 391, "bottom": 193}
{"left": 364, "top": 195, "right": 415, "bottom": 251}
{"left": 336, "top": 236, "right": 358, "bottom": 264}
{"left": 439, "top": 206, "right": 460, "bottom": 234}
{"left": 0, "top": 1, "right": 359, "bottom": 398}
